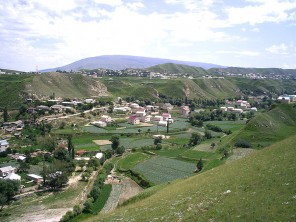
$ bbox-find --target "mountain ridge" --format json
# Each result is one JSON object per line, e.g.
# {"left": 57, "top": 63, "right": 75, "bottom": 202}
{"left": 41, "top": 55, "right": 224, "bottom": 72}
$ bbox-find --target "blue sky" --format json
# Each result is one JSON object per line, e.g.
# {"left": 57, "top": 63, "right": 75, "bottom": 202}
{"left": 0, "top": 0, "right": 296, "bottom": 71}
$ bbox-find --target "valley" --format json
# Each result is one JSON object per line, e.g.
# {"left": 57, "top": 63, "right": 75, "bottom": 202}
{"left": 0, "top": 71, "right": 295, "bottom": 222}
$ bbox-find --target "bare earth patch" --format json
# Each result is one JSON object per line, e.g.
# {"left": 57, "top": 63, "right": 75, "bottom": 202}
{"left": 227, "top": 148, "right": 256, "bottom": 162}
{"left": 138, "top": 122, "right": 154, "bottom": 127}
{"left": 93, "top": 140, "right": 112, "bottom": 146}
{"left": 118, "top": 178, "right": 143, "bottom": 205}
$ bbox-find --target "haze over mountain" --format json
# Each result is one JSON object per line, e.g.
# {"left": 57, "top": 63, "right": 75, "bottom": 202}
{"left": 41, "top": 55, "right": 224, "bottom": 72}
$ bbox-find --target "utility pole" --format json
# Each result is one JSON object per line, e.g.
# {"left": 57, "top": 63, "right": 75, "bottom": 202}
{"left": 167, "top": 119, "right": 169, "bottom": 134}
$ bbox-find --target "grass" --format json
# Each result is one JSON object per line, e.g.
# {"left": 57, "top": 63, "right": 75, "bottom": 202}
{"left": 91, "top": 184, "right": 112, "bottom": 214}
{"left": 87, "top": 134, "right": 296, "bottom": 222}
{"left": 117, "top": 152, "right": 151, "bottom": 171}
{"left": 220, "top": 104, "right": 296, "bottom": 149}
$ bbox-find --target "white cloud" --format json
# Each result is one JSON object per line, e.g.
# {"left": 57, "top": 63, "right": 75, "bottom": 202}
{"left": 217, "top": 50, "right": 260, "bottom": 56}
{"left": 92, "top": 0, "right": 123, "bottom": 7}
{"left": 266, "top": 43, "right": 288, "bottom": 54}
{"left": 165, "top": 0, "right": 215, "bottom": 11}
{"left": 225, "top": 0, "right": 296, "bottom": 25}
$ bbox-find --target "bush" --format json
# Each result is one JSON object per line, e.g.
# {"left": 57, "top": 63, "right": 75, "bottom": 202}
{"left": 235, "top": 139, "right": 251, "bottom": 148}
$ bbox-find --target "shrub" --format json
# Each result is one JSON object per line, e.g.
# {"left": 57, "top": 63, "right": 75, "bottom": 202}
{"left": 235, "top": 139, "right": 251, "bottom": 148}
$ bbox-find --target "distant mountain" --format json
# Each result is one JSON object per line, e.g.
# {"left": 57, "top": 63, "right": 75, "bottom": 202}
{"left": 147, "top": 63, "right": 209, "bottom": 76}
{"left": 41, "top": 55, "right": 224, "bottom": 72}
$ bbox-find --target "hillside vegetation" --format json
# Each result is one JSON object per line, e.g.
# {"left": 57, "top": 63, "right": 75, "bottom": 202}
{"left": 87, "top": 134, "right": 296, "bottom": 221}
{"left": 221, "top": 104, "right": 296, "bottom": 148}
{"left": 25, "top": 72, "right": 108, "bottom": 99}
{"left": 0, "top": 74, "right": 33, "bottom": 108}
{"left": 147, "top": 63, "right": 208, "bottom": 76}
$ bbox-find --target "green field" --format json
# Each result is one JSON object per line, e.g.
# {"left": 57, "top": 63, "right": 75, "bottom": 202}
{"left": 88, "top": 134, "right": 296, "bottom": 222}
{"left": 117, "top": 152, "right": 151, "bottom": 171}
{"left": 132, "top": 156, "right": 196, "bottom": 184}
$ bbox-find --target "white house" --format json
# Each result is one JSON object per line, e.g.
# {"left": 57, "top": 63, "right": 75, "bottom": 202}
{"left": 233, "top": 108, "right": 243, "bottom": 113}
{"left": 4, "top": 173, "right": 21, "bottom": 181}
{"left": 27, "top": 174, "right": 43, "bottom": 183}
{"left": 100, "top": 115, "right": 113, "bottom": 123}
{"left": 0, "top": 140, "right": 9, "bottom": 152}
{"left": 180, "top": 106, "right": 190, "bottom": 117}
{"left": 220, "top": 107, "right": 227, "bottom": 112}
{"left": 162, "top": 103, "right": 173, "bottom": 111}
{"left": 91, "top": 121, "right": 107, "bottom": 128}
{"left": 129, "top": 103, "right": 140, "bottom": 109}
{"left": 153, "top": 115, "right": 163, "bottom": 122}
{"left": 158, "top": 120, "right": 168, "bottom": 127}
{"left": 0, "top": 166, "right": 16, "bottom": 177}
{"left": 85, "top": 98, "right": 95, "bottom": 104}
{"left": 128, "top": 116, "right": 140, "bottom": 125}
{"left": 250, "top": 107, "right": 258, "bottom": 112}
{"left": 140, "top": 115, "right": 151, "bottom": 123}
{"left": 136, "top": 110, "right": 146, "bottom": 117}
{"left": 95, "top": 152, "right": 103, "bottom": 159}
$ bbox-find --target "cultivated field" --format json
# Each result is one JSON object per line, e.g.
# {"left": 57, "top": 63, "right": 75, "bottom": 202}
{"left": 132, "top": 156, "right": 196, "bottom": 184}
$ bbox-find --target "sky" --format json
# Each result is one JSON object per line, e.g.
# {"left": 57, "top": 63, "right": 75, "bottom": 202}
{"left": 1, "top": 0, "right": 296, "bottom": 71}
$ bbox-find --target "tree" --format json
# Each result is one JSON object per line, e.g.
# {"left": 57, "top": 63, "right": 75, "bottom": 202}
{"left": 67, "top": 135, "right": 75, "bottom": 159}
{"left": 204, "top": 130, "right": 212, "bottom": 139}
{"left": 37, "top": 135, "right": 56, "bottom": 152}
{"left": 155, "top": 143, "right": 162, "bottom": 150}
{"left": 83, "top": 197, "right": 94, "bottom": 213}
{"left": 110, "top": 135, "right": 120, "bottom": 151}
{"left": 53, "top": 147, "right": 69, "bottom": 161}
{"left": 188, "top": 132, "right": 202, "bottom": 146}
{"left": 196, "top": 158, "right": 203, "bottom": 172}
{"left": 3, "top": 107, "right": 8, "bottom": 122}
{"left": 154, "top": 136, "right": 162, "bottom": 145}
{"left": 88, "top": 158, "right": 100, "bottom": 170}
{"left": 0, "top": 179, "right": 20, "bottom": 211}
{"left": 116, "top": 146, "right": 125, "bottom": 155}
{"left": 18, "top": 161, "right": 30, "bottom": 173}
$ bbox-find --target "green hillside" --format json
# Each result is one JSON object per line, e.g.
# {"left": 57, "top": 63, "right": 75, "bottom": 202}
{"left": 87, "top": 134, "right": 296, "bottom": 221}
{"left": 25, "top": 72, "right": 109, "bottom": 99}
{"left": 0, "top": 74, "right": 33, "bottom": 108}
{"left": 221, "top": 104, "right": 296, "bottom": 148}
{"left": 147, "top": 63, "right": 208, "bottom": 76}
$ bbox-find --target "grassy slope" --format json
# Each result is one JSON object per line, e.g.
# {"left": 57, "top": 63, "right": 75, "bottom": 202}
{"left": 0, "top": 74, "right": 33, "bottom": 108}
{"left": 147, "top": 63, "right": 208, "bottom": 76}
{"left": 87, "top": 134, "right": 296, "bottom": 222}
{"left": 221, "top": 104, "right": 296, "bottom": 148}
{"left": 26, "top": 72, "right": 108, "bottom": 99}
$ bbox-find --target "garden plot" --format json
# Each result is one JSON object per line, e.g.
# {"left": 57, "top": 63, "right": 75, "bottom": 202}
{"left": 93, "top": 140, "right": 112, "bottom": 146}
{"left": 132, "top": 156, "right": 196, "bottom": 185}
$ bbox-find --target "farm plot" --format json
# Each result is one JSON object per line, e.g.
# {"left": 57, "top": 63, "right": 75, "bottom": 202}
{"left": 132, "top": 156, "right": 195, "bottom": 184}
{"left": 118, "top": 152, "right": 151, "bottom": 171}
{"left": 101, "top": 138, "right": 155, "bottom": 151}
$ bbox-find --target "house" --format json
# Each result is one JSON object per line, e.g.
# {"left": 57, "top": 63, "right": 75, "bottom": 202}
{"left": 162, "top": 113, "right": 172, "bottom": 121}
{"left": 227, "top": 106, "right": 234, "bottom": 111}
{"left": 129, "top": 103, "right": 140, "bottom": 109}
{"left": 135, "top": 110, "right": 146, "bottom": 117}
{"left": 51, "top": 105, "right": 64, "bottom": 112}
{"left": 95, "top": 152, "right": 103, "bottom": 159}
{"left": 180, "top": 106, "right": 190, "bottom": 117}
{"left": 220, "top": 107, "right": 227, "bottom": 112}
{"left": 0, "top": 166, "right": 16, "bottom": 177}
{"left": 113, "top": 107, "right": 131, "bottom": 113}
{"left": 27, "top": 174, "right": 43, "bottom": 183}
{"left": 128, "top": 115, "right": 140, "bottom": 125}
{"left": 0, "top": 140, "right": 9, "bottom": 152}
{"left": 36, "top": 105, "right": 50, "bottom": 111}
{"left": 100, "top": 115, "right": 113, "bottom": 123}
{"left": 146, "top": 105, "right": 154, "bottom": 111}
{"left": 162, "top": 103, "right": 173, "bottom": 111}
{"left": 85, "top": 98, "right": 95, "bottom": 104}
{"left": 91, "top": 121, "right": 107, "bottom": 128}
{"left": 233, "top": 108, "right": 243, "bottom": 113}
{"left": 140, "top": 115, "right": 151, "bottom": 123}
{"left": 250, "top": 107, "right": 258, "bottom": 112}
{"left": 158, "top": 120, "right": 168, "bottom": 127}
{"left": 153, "top": 115, "right": 163, "bottom": 122}
{"left": 4, "top": 173, "right": 21, "bottom": 181}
